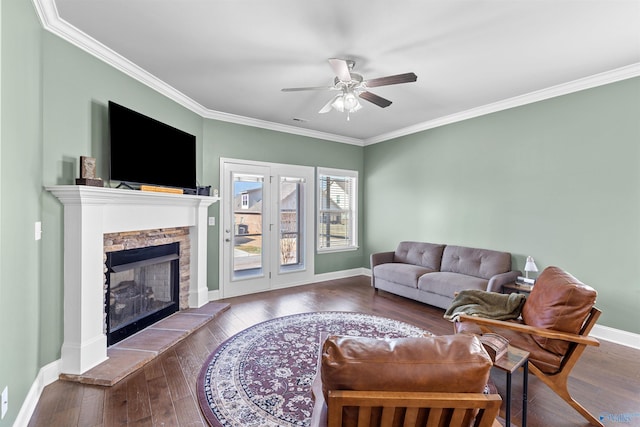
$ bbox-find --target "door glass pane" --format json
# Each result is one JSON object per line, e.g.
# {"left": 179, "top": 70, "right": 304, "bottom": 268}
{"left": 280, "top": 177, "right": 304, "bottom": 272}
{"left": 233, "top": 173, "right": 264, "bottom": 279}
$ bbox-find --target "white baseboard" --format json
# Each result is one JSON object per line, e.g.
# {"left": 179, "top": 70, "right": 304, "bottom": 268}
{"left": 313, "top": 267, "right": 368, "bottom": 283}
{"left": 591, "top": 324, "right": 640, "bottom": 350}
{"left": 208, "top": 289, "right": 221, "bottom": 301}
{"left": 14, "top": 359, "right": 60, "bottom": 427}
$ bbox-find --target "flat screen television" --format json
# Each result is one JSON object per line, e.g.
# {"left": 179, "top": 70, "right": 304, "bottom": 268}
{"left": 108, "top": 101, "right": 197, "bottom": 190}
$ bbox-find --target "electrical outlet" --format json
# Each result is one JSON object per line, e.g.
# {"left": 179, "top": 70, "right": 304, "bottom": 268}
{"left": 208, "top": 217, "right": 216, "bottom": 226}
{"left": 1, "top": 386, "right": 8, "bottom": 419}
{"left": 35, "top": 221, "right": 42, "bottom": 241}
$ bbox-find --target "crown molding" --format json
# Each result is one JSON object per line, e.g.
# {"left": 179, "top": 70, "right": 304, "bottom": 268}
{"left": 33, "top": 0, "right": 640, "bottom": 148}
{"left": 32, "top": 0, "right": 210, "bottom": 115}
{"left": 199, "top": 109, "right": 364, "bottom": 146}
{"left": 364, "top": 62, "right": 640, "bottom": 146}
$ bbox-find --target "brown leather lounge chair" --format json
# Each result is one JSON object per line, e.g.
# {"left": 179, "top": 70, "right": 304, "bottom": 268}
{"left": 310, "top": 334, "right": 502, "bottom": 427}
{"left": 455, "top": 266, "right": 602, "bottom": 426}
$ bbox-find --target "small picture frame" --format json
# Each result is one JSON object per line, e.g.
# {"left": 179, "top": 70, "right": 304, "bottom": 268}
{"left": 80, "top": 156, "right": 96, "bottom": 179}
{"left": 76, "top": 156, "right": 103, "bottom": 187}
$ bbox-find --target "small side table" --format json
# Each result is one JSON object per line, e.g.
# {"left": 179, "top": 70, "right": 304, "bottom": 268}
{"left": 502, "top": 282, "right": 533, "bottom": 296}
{"left": 493, "top": 345, "right": 529, "bottom": 427}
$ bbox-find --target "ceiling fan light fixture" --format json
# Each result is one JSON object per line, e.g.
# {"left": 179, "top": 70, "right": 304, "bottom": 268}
{"left": 343, "top": 92, "right": 359, "bottom": 111}
{"left": 331, "top": 94, "right": 345, "bottom": 112}
{"left": 331, "top": 90, "right": 362, "bottom": 114}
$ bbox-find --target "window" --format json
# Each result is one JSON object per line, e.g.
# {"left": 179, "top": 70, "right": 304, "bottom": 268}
{"left": 317, "top": 167, "right": 358, "bottom": 252}
{"left": 241, "top": 193, "right": 249, "bottom": 209}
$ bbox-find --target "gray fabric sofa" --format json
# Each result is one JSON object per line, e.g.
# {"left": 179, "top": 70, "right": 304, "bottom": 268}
{"left": 370, "top": 241, "right": 521, "bottom": 310}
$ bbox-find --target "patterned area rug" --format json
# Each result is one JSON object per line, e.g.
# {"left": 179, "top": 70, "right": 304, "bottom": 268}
{"left": 197, "top": 311, "right": 432, "bottom": 426}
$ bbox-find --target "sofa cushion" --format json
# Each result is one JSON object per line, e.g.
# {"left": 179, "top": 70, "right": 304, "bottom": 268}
{"left": 320, "top": 334, "right": 492, "bottom": 402}
{"left": 374, "top": 263, "right": 435, "bottom": 288}
{"left": 521, "top": 266, "right": 597, "bottom": 356}
{"left": 418, "top": 271, "right": 488, "bottom": 298}
{"left": 394, "top": 241, "right": 445, "bottom": 270}
{"left": 441, "top": 245, "right": 511, "bottom": 280}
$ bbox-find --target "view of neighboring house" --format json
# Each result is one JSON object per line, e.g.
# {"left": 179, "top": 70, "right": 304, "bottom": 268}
{"left": 233, "top": 181, "right": 302, "bottom": 267}
{"left": 318, "top": 176, "right": 353, "bottom": 248}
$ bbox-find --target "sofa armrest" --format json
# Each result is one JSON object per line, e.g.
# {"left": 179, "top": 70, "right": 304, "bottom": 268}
{"left": 370, "top": 251, "right": 395, "bottom": 288}
{"left": 370, "top": 251, "right": 395, "bottom": 269}
{"left": 486, "top": 270, "right": 521, "bottom": 293}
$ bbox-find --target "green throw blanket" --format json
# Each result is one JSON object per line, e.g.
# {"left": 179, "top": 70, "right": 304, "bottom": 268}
{"left": 443, "top": 289, "right": 526, "bottom": 321}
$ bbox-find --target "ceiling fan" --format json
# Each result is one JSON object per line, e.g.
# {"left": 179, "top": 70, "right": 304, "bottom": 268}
{"left": 281, "top": 58, "right": 417, "bottom": 120}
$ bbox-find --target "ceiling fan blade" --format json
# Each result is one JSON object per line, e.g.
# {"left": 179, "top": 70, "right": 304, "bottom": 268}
{"left": 364, "top": 72, "right": 417, "bottom": 88}
{"left": 359, "top": 91, "right": 392, "bottom": 108}
{"left": 281, "top": 86, "right": 334, "bottom": 92}
{"left": 319, "top": 94, "right": 340, "bottom": 113}
{"left": 328, "top": 58, "right": 352, "bottom": 82}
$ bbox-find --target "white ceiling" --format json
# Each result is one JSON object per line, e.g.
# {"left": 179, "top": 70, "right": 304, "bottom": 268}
{"left": 41, "top": 0, "right": 640, "bottom": 144}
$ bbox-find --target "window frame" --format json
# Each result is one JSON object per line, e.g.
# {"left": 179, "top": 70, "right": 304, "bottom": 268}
{"left": 316, "top": 167, "right": 359, "bottom": 253}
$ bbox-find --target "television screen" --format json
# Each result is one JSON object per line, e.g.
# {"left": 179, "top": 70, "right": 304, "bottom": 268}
{"left": 108, "top": 101, "right": 197, "bottom": 190}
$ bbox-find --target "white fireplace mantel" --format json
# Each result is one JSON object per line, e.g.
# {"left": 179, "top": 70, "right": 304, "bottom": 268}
{"left": 47, "top": 185, "right": 218, "bottom": 375}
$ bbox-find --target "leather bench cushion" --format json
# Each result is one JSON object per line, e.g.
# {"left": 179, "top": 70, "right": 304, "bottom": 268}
{"left": 455, "top": 320, "right": 563, "bottom": 374}
{"left": 374, "top": 263, "right": 435, "bottom": 288}
{"left": 441, "top": 245, "right": 511, "bottom": 280}
{"left": 321, "top": 334, "right": 492, "bottom": 402}
{"left": 394, "top": 241, "right": 445, "bottom": 270}
{"left": 418, "top": 271, "right": 488, "bottom": 298}
{"left": 522, "top": 266, "right": 597, "bottom": 356}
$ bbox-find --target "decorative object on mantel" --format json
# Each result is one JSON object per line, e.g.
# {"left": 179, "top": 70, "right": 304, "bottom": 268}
{"left": 75, "top": 156, "right": 103, "bottom": 187}
{"left": 197, "top": 185, "right": 211, "bottom": 196}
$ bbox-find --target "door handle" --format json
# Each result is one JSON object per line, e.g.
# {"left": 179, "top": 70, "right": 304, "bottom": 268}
{"left": 225, "top": 238, "right": 231, "bottom": 242}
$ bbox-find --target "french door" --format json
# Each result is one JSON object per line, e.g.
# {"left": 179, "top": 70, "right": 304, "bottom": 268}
{"left": 220, "top": 159, "right": 315, "bottom": 297}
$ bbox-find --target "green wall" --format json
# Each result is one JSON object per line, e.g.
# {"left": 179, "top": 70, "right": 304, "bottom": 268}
{"left": 364, "top": 77, "right": 640, "bottom": 333}
{"left": 0, "top": 0, "right": 43, "bottom": 425}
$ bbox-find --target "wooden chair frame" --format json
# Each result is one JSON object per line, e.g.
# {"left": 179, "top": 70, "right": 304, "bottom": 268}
{"left": 458, "top": 306, "right": 602, "bottom": 427}
{"left": 325, "top": 390, "right": 502, "bottom": 427}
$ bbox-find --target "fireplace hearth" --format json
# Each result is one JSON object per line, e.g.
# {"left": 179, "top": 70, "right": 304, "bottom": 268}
{"left": 106, "top": 242, "right": 180, "bottom": 345}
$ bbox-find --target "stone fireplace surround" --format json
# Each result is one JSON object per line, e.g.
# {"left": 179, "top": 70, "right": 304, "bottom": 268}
{"left": 47, "top": 185, "right": 217, "bottom": 375}
{"left": 104, "top": 228, "right": 189, "bottom": 344}
{"left": 104, "top": 227, "right": 191, "bottom": 311}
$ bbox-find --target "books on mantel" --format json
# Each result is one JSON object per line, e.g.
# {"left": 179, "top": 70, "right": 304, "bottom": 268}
{"left": 479, "top": 333, "right": 509, "bottom": 362}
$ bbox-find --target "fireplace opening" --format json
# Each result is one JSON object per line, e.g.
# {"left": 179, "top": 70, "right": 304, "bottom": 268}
{"left": 105, "top": 242, "right": 180, "bottom": 346}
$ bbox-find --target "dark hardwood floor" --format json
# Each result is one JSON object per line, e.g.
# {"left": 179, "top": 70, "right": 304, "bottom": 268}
{"left": 28, "top": 276, "right": 640, "bottom": 426}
